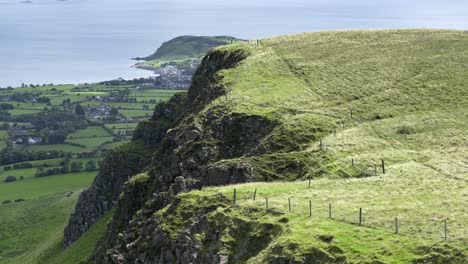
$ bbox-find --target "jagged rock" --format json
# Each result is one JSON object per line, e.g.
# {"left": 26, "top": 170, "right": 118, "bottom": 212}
{"left": 67, "top": 46, "right": 279, "bottom": 262}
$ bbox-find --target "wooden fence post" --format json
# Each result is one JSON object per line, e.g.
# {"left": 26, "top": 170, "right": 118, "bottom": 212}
{"left": 395, "top": 217, "right": 398, "bottom": 234}
{"left": 308, "top": 176, "right": 311, "bottom": 188}
{"left": 352, "top": 158, "right": 355, "bottom": 166}
{"left": 381, "top": 160, "right": 386, "bottom": 174}
{"left": 233, "top": 189, "right": 236, "bottom": 204}
{"left": 329, "top": 203, "right": 332, "bottom": 218}
{"left": 359, "top": 208, "right": 362, "bottom": 225}
{"left": 309, "top": 200, "right": 312, "bottom": 217}
{"left": 265, "top": 198, "right": 269, "bottom": 211}
{"left": 444, "top": 220, "right": 448, "bottom": 241}
{"left": 253, "top": 188, "right": 257, "bottom": 201}
{"left": 288, "top": 198, "right": 291, "bottom": 212}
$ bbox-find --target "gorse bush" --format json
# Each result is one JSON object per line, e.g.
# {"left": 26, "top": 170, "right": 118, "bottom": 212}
{"left": 396, "top": 126, "right": 416, "bottom": 135}
{"left": 4, "top": 175, "right": 17, "bottom": 183}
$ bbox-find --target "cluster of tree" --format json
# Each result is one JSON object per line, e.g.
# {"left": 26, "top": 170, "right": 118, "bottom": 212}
{"left": 20, "top": 83, "right": 53, "bottom": 88}
{"left": 0, "top": 149, "right": 70, "bottom": 166}
{"left": 35, "top": 159, "right": 97, "bottom": 177}
{"left": 75, "top": 104, "right": 85, "bottom": 116}
{"left": 99, "top": 77, "right": 153, "bottom": 86}
{"left": 0, "top": 103, "right": 14, "bottom": 110}
{"left": 2, "top": 198, "right": 25, "bottom": 204}
{"left": 3, "top": 162, "right": 33, "bottom": 171}
{"left": 3, "top": 175, "right": 21, "bottom": 182}
{"left": 3, "top": 92, "right": 41, "bottom": 103}
{"left": 25, "top": 110, "right": 87, "bottom": 131}
{"left": 36, "top": 96, "right": 51, "bottom": 104}
{"left": 114, "top": 130, "right": 134, "bottom": 137}
{"left": 0, "top": 123, "right": 10, "bottom": 130}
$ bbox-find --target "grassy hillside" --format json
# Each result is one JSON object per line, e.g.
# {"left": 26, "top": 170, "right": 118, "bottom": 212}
{"left": 0, "top": 83, "right": 181, "bottom": 263}
{"left": 177, "top": 29, "right": 467, "bottom": 261}
{"left": 31, "top": 29, "right": 467, "bottom": 263}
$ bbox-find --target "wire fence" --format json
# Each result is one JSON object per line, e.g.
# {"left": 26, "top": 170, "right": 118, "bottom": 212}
{"left": 225, "top": 186, "right": 466, "bottom": 244}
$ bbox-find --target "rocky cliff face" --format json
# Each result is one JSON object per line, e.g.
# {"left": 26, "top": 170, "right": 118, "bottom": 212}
{"left": 64, "top": 92, "right": 189, "bottom": 246}
{"left": 64, "top": 46, "right": 264, "bottom": 260}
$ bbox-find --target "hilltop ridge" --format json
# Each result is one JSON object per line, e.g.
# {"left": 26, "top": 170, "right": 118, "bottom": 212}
{"left": 59, "top": 29, "right": 467, "bottom": 263}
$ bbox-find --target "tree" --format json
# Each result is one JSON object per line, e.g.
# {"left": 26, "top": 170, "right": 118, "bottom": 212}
{"left": 110, "top": 107, "right": 119, "bottom": 115}
{"left": 36, "top": 97, "right": 51, "bottom": 104}
{"left": 4, "top": 175, "right": 17, "bottom": 182}
{"left": 75, "top": 104, "right": 85, "bottom": 116}
{"left": 70, "top": 161, "right": 83, "bottom": 172}
{"left": 85, "top": 160, "right": 97, "bottom": 171}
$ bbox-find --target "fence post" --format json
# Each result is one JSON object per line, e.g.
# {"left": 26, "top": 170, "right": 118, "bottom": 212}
{"left": 309, "top": 200, "right": 312, "bottom": 217}
{"left": 381, "top": 160, "right": 386, "bottom": 174}
{"left": 352, "top": 158, "right": 354, "bottom": 166}
{"left": 359, "top": 208, "right": 362, "bottom": 225}
{"left": 308, "top": 176, "right": 311, "bottom": 188}
{"left": 233, "top": 189, "right": 236, "bottom": 205}
{"left": 395, "top": 217, "right": 398, "bottom": 234}
{"left": 253, "top": 188, "right": 257, "bottom": 201}
{"left": 265, "top": 198, "right": 269, "bottom": 211}
{"left": 288, "top": 198, "right": 291, "bottom": 212}
{"left": 444, "top": 220, "right": 448, "bottom": 241}
{"left": 328, "top": 203, "right": 332, "bottom": 218}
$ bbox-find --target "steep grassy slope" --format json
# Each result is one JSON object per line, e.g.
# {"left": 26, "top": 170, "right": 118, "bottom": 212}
{"left": 69, "top": 29, "right": 468, "bottom": 263}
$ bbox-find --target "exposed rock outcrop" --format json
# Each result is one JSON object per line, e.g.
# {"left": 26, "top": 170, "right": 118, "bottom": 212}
{"left": 65, "top": 46, "right": 256, "bottom": 257}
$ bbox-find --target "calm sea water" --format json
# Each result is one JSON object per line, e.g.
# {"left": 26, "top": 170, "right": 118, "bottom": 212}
{"left": 1, "top": 0, "right": 467, "bottom": 87}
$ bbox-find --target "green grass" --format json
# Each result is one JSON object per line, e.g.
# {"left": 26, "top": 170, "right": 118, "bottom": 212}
{"left": 25, "top": 144, "right": 88, "bottom": 153}
{"left": 0, "top": 157, "right": 101, "bottom": 181}
{"left": 0, "top": 131, "right": 8, "bottom": 150}
{"left": 119, "top": 109, "right": 153, "bottom": 118}
{"left": 0, "top": 193, "right": 81, "bottom": 263}
{"left": 67, "top": 137, "right": 113, "bottom": 149}
{"left": 0, "top": 168, "right": 38, "bottom": 181}
{"left": 67, "top": 126, "right": 111, "bottom": 139}
{"left": 104, "top": 123, "right": 138, "bottom": 130}
{"left": 175, "top": 29, "right": 468, "bottom": 260}
{"left": 37, "top": 210, "right": 114, "bottom": 264}
{"left": 0, "top": 171, "right": 95, "bottom": 201}
{"left": 0, "top": 167, "right": 96, "bottom": 263}
{"left": 8, "top": 109, "right": 44, "bottom": 116}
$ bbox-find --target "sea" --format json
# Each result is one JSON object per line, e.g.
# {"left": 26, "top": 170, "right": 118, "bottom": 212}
{"left": 1, "top": 0, "right": 467, "bottom": 87}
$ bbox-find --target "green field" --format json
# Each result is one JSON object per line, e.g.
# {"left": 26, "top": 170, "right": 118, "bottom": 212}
{"left": 118, "top": 109, "right": 153, "bottom": 118}
{"left": 67, "top": 126, "right": 111, "bottom": 139}
{"left": 25, "top": 144, "right": 88, "bottom": 153}
{"left": 0, "top": 131, "right": 8, "bottom": 150}
{"left": 0, "top": 170, "right": 96, "bottom": 263}
{"left": 0, "top": 82, "right": 181, "bottom": 263}
{"left": 0, "top": 171, "right": 96, "bottom": 201}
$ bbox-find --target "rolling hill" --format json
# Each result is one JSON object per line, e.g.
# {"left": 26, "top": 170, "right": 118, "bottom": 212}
{"left": 56, "top": 29, "right": 468, "bottom": 263}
